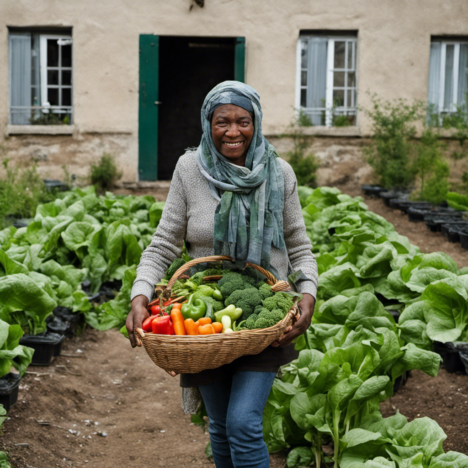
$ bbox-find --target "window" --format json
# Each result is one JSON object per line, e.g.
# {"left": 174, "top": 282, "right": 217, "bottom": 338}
{"left": 9, "top": 30, "right": 73, "bottom": 125}
{"left": 296, "top": 34, "right": 358, "bottom": 126}
{"left": 428, "top": 39, "right": 468, "bottom": 120}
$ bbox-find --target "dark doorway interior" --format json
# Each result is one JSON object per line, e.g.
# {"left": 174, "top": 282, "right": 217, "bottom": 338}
{"left": 158, "top": 36, "right": 235, "bottom": 180}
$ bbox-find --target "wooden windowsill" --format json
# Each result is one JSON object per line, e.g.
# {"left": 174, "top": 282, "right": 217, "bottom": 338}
{"left": 265, "top": 126, "right": 362, "bottom": 138}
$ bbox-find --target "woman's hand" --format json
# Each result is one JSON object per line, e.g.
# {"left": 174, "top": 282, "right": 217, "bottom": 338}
{"left": 271, "top": 293, "right": 316, "bottom": 348}
{"left": 126, "top": 295, "right": 150, "bottom": 348}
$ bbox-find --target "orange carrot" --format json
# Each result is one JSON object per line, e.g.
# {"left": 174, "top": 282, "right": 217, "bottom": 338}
{"left": 198, "top": 324, "right": 215, "bottom": 335}
{"left": 212, "top": 322, "right": 223, "bottom": 333}
{"left": 184, "top": 318, "right": 199, "bottom": 336}
{"left": 171, "top": 308, "right": 186, "bottom": 335}
{"left": 197, "top": 317, "right": 212, "bottom": 326}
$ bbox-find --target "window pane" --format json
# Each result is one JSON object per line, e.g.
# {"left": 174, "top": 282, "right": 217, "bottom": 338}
{"left": 347, "top": 72, "right": 356, "bottom": 87}
{"left": 47, "top": 69, "right": 59, "bottom": 85}
{"left": 333, "top": 89, "right": 344, "bottom": 107}
{"left": 31, "top": 87, "right": 40, "bottom": 106}
{"left": 347, "top": 90, "right": 353, "bottom": 107}
{"left": 301, "top": 41, "right": 307, "bottom": 68}
{"left": 62, "top": 44, "right": 72, "bottom": 67}
{"left": 62, "top": 70, "right": 72, "bottom": 86}
{"left": 47, "top": 39, "right": 59, "bottom": 67}
{"left": 458, "top": 44, "right": 468, "bottom": 105}
{"left": 444, "top": 45, "right": 454, "bottom": 110}
{"left": 334, "top": 71, "right": 345, "bottom": 87}
{"left": 48, "top": 88, "right": 59, "bottom": 105}
{"left": 62, "top": 88, "right": 72, "bottom": 106}
{"left": 301, "top": 89, "right": 307, "bottom": 107}
{"left": 347, "top": 42, "right": 354, "bottom": 70}
{"left": 334, "top": 41, "right": 345, "bottom": 69}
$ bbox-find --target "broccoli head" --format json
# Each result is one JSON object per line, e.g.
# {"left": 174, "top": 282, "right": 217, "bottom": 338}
{"left": 258, "top": 283, "right": 274, "bottom": 300}
{"left": 164, "top": 258, "right": 187, "bottom": 280}
{"left": 224, "top": 288, "right": 263, "bottom": 320}
{"left": 245, "top": 313, "right": 258, "bottom": 330}
{"left": 254, "top": 308, "right": 285, "bottom": 329}
{"left": 199, "top": 295, "right": 224, "bottom": 313}
{"left": 218, "top": 272, "right": 257, "bottom": 299}
{"left": 202, "top": 267, "right": 223, "bottom": 276}
{"left": 262, "top": 293, "right": 294, "bottom": 314}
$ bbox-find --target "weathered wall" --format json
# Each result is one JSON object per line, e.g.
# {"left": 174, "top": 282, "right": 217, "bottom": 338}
{"left": 1, "top": 0, "right": 468, "bottom": 182}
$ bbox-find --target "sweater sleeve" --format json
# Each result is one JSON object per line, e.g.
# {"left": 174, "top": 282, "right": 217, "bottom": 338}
{"left": 131, "top": 159, "right": 188, "bottom": 302}
{"left": 281, "top": 161, "right": 319, "bottom": 299}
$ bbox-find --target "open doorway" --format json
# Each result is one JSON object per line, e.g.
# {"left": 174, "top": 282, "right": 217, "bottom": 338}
{"left": 157, "top": 36, "right": 236, "bottom": 180}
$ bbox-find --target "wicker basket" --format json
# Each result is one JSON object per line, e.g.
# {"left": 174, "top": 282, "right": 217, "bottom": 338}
{"left": 135, "top": 255, "right": 298, "bottom": 374}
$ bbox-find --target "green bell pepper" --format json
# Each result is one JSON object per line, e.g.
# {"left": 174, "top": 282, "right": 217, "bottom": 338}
{"left": 181, "top": 294, "right": 207, "bottom": 321}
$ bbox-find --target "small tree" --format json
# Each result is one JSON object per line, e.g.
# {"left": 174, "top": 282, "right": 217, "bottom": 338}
{"left": 363, "top": 96, "right": 424, "bottom": 189}
{"left": 90, "top": 153, "right": 122, "bottom": 194}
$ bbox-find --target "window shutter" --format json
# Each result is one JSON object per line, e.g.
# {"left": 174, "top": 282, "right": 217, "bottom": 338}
{"left": 234, "top": 37, "right": 246, "bottom": 83}
{"left": 9, "top": 33, "right": 32, "bottom": 124}
{"left": 457, "top": 44, "right": 468, "bottom": 106}
{"left": 306, "top": 38, "right": 327, "bottom": 125}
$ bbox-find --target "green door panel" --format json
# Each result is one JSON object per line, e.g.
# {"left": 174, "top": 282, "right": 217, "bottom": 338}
{"left": 235, "top": 37, "right": 246, "bottom": 83}
{"left": 138, "top": 34, "right": 159, "bottom": 181}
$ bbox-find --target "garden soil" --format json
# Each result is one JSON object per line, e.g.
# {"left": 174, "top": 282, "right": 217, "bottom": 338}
{"left": 1, "top": 188, "right": 468, "bottom": 466}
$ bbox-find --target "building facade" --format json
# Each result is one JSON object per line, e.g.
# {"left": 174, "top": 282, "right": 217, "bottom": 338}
{"left": 1, "top": 0, "right": 467, "bottom": 185}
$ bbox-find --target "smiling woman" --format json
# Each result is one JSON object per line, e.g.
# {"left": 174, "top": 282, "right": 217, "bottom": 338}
{"left": 127, "top": 81, "right": 318, "bottom": 468}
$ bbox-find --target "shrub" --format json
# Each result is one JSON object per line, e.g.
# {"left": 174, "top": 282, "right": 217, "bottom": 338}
{"left": 90, "top": 153, "right": 122, "bottom": 194}
{"left": 363, "top": 95, "right": 424, "bottom": 189}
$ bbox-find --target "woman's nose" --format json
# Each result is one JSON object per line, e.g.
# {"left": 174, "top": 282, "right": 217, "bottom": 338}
{"left": 225, "top": 124, "right": 241, "bottom": 137}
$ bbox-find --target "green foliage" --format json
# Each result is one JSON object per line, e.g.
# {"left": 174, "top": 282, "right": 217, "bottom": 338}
{"left": 284, "top": 110, "right": 318, "bottom": 187}
{"left": 363, "top": 96, "right": 424, "bottom": 189}
{"left": 0, "top": 158, "right": 56, "bottom": 228}
{"left": 413, "top": 127, "right": 450, "bottom": 204}
{"left": 90, "top": 153, "right": 122, "bottom": 194}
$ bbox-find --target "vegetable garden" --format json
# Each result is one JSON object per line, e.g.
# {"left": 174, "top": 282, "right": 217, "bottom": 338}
{"left": 0, "top": 181, "right": 467, "bottom": 467}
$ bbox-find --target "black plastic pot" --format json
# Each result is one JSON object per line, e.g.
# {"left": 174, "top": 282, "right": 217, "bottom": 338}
{"left": 408, "top": 207, "right": 457, "bottom": 223}
{"left": 397, "top": 201, "right": 432, "bottom": 214}
{"left": 393, "top": 371, "right": 410, "bottom": 394}
{"left": 387, "top": 309, "right": 400, "bottom": 323}
{"left": 460, "top": 231, "right": 468, "bottom": 251}
{"left": 380, "top": 191, "right": 409, "bottom": 207}
{"left": 425, "top": 215, "right": 465, "bottom": 232}
{"left": 20, "top": 332, "right": 66, "bottom": 366}
{"left": 53, "top": 307, "right": 85, "bottom": 336}
{"left": 433, "top": 341, "right": 467, "bottom": 374}
{"left": 442, "top": 223, "right": 468, "bottom": 242}
{"left": 46, "top": 315, "right": 68, "bottom": 335}
{"left": 43, "top": 179, "right": 69, "bottom": 192}
{"left": 362, "top": 185, "right": 385, "bottom": 197}
{"left": 0, "top": 373, "right": 21, "bottom": 412}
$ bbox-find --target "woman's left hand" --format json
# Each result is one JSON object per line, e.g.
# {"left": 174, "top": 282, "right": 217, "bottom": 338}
{"left": 271, "top": 293, "right": 316, "bottom": 348}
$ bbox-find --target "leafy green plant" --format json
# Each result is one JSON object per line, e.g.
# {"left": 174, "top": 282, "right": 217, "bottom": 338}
{"left": 89, "top": 153, "right": 122, "bottom": 194}
{"left": 363, "top": 96, "right": 424, "bottom": 189}
{"left": 284, "top": 111, "right": 318, "bottom": 187}
{"left": 412, "top": 127, "right": 450, "bottom": 204}
{"left": 0, "top": 159, "right": 56, "bottom": 227}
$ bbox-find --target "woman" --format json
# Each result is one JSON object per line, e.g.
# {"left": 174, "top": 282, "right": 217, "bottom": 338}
{"left": 126, "top": 81, "right": 318, "bottom": 468}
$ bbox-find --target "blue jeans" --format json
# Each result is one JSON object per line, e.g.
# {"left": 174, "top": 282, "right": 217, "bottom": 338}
{"left": 198, "top": 371, "right": 276, "bottom": 468}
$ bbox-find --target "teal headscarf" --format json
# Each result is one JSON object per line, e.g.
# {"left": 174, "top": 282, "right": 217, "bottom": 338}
{"left": 196, "top": 81, "right": 286, "bottom": 274}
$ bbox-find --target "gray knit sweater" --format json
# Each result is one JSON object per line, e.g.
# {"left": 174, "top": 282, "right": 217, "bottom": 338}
{"left": 131, "top": 151, "right": 318, "bottom": 301}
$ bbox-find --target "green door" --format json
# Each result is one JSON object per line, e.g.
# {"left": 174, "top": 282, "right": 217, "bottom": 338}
{"left": 138, "top": 35, "right": 245, "bottom": 181}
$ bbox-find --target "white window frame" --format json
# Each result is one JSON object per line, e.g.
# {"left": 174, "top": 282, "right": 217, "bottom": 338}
{"left": 39, "top": 34, "right": 73, "bottom": 118}
{"left": 433, "top": 40, "right": 468, "bottom": 115}
{"left": 296, "top": 36, "right": 358, "bottom": 127}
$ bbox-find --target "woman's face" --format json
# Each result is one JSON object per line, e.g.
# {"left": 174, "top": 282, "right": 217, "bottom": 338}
{"left": 211, "top": 104, "right": 254, "bottom": 166}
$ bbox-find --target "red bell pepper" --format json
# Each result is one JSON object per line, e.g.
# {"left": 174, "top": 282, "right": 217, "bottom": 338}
{"left": 150, "top": 305, "right": 169, "bottom": 316}
{"left": 152, "top": 315, "right": 175, "bottom": 335}
{"left": 142, "top": 315, "right": 158, "bottom": 332}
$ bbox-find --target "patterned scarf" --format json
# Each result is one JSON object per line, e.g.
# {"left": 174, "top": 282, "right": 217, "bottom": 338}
{"left": 196, "top": 81, "right": 286, "bottom": 274}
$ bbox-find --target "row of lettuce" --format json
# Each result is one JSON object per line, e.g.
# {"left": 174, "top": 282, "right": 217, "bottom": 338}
{"left": 261, "top": 187, "right": 468, "bottom": 467}
{"left": 0, "top": 186, "right": 165, "bottom": 378}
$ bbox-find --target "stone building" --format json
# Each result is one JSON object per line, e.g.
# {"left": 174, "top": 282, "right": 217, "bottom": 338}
{"left": 1, "top": 0, "right": 467, "bottom": 189}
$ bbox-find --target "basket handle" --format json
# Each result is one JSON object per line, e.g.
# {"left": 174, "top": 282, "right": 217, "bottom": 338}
{"left": 166, "top": 255, "right": 279, "bottom": 290}
{"left": 134, "top": 328, "right": 144, "bottom": 347}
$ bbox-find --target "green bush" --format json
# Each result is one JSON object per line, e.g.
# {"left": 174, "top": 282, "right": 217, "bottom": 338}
{"left": 90, "top": 153, "right": 122, "bottom": 194}
{"left": 363, "top": 96, "right": 424, "bottom": 189}
{"left": 0, "top": 158, "right": 55, "bottom": 227}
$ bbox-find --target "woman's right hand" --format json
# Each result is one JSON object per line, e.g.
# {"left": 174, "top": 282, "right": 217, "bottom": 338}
{"left": 126, "top": 295, "right": 150, "bottom": 348}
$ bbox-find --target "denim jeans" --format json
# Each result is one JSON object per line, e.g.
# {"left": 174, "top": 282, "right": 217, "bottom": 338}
{"left": 198, "top": 371, "right": 276, "bottom": 468}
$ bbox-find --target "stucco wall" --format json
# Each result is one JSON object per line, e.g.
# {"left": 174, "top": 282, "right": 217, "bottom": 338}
{"left": 1, "top": 0, "right": 468, "bottom": 182}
